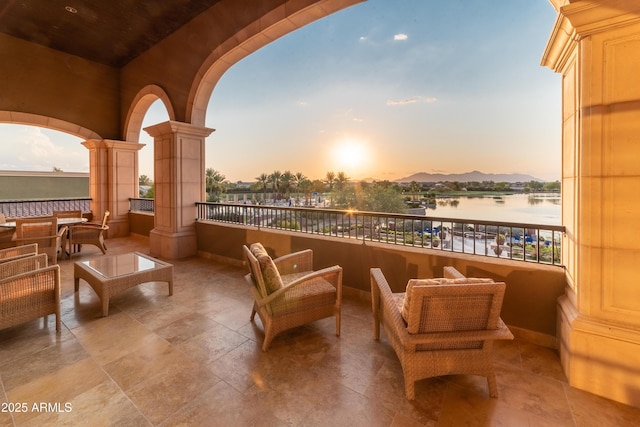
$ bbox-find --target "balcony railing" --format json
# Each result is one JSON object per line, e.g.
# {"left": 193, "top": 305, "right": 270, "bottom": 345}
{"left": 196, "top": 202, "right": 565, "bottom": 265}
{"left": 0, "top": 197, "right": 92, "bottom": 218}
{"left": 129, "top": 198, "right": 155, "bottom": 213}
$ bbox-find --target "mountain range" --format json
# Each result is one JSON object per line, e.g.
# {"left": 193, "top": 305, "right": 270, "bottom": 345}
{"left": 395, "top": 170, "right": 544, "bottom": 183}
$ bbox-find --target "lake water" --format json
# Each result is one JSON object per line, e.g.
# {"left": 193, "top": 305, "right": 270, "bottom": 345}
{"left": 422, "top": 193, "right": 561, "bottom": 225}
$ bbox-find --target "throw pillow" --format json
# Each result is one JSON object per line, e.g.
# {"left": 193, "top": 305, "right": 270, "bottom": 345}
{"left": 401, "top": 278, "right": 440, "bottom": 323}
{"left": 257, "top": 254, "right": 284, "bottom": 295}
{"left": 249, "top": 244, "right": 283, "bottom": 295}
{"left": 250, "top": 242, "right": 268, "bottom": 258}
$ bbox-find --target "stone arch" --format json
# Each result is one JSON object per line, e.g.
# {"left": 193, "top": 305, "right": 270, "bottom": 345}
{"left": 123, "top": 84, "right": 175, "bottom": 142}
{"left": 0, "top": 110, "right": 101, "bottom": 140}
{"left": 187, "top": 0, "right": 360, "bottom": 126}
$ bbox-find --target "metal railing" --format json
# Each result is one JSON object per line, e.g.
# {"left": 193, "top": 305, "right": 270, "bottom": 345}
{"left": 0, "top": 197, "right": 92, "bottom": 218}
{"left": 196, "top": 202, "right": 565, "bottom": 265}
{"left": 129, "top": 198, "right": 155, "bottom": 213}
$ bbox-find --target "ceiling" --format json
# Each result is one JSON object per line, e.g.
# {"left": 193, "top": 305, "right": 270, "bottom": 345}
{"left": 0, "top": 0, "right": 222, "bottom": 67}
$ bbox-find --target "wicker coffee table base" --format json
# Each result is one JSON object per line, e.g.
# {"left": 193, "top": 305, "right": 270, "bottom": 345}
{"left": 74, "top": 252, "right": 173, "bottom": 316}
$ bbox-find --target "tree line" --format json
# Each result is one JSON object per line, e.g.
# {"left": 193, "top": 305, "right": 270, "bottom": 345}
{"left": 139, "top": 170, "right": 561, "bottom": 214}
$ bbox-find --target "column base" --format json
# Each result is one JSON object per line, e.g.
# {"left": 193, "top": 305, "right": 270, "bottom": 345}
{"left": 558, "top": 295, "right": 640, "bottom": 407}
{"left": 149, "top": 228, "right": 197, "bottom": 259}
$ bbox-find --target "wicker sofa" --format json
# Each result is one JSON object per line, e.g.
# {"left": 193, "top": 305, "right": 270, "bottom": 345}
{"left": 0, "top": 253, "right": 61, "bottom": 332}
{"left": 370, "top": 266, "right": 513, "bottom": 400}
{"left": 243, "top": 243, "right": 342, "bottom": 351}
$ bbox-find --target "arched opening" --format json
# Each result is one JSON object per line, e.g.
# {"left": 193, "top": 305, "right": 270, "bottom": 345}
{"left": 202, "top": 1, "right": 561, "bottom": 213}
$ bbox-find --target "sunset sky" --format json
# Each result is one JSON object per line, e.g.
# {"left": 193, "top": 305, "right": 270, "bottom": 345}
{"left": 0, "top": 0, "right": 561, "bottom": 182}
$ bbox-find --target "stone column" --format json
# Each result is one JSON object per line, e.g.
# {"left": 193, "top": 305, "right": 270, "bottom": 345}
{"left": 82, "top": 139, "right": 144, "bottom": 237}
{"left": 144, "top": 121, "right": 214, "bottom": 259}
{"left": 542, "top": 0, "right": 640, "bottom": 407}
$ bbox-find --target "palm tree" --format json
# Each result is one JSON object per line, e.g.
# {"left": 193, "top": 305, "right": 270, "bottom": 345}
{"left": 409, "top": 181, "right": 420, "bottom": 201}
{"left": 298, "top": 178, "right": 312, "bottom": 206}
{"left": 205, "top": 168, "right": 226, "bottom": 202}
{"left": 269, "top": 170, "right": 282, "bottom": 202}
{"left": 335, "top": 171, "right": 349, "bottom": 191}
{"left": 293, "top": 171, "right": 306, "bottom": 203}
{"left": 255, "top": 173, "right": 269, "bottom": 202}
{"left": 280, "top": 171, "right": 294, "bottom": 204}
{"left": 325, "top": 171, "right": 335, "bottom": 206}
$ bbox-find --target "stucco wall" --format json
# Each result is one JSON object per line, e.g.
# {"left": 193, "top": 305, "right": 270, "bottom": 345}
{"left": 0, "top": 34, "right": 119, "bottom": 139}
{"left": 129, "top": 211, "right": 155, "bottom": 236}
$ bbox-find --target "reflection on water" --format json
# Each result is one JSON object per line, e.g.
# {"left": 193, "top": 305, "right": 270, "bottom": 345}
{"left": 436, "top": 199, "right": 460, "bottom": 208}
{"left": 423, "top": 193, "right": 561, "bottom": 225}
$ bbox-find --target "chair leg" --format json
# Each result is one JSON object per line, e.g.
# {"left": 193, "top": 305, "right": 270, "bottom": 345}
{"left": 261, "top": 327, "right": 274, "bottom": 352}
{"left": 335, "top": 311, "right": 341, "bottom": 337}
{"left": 487, "top": 373, "right": 499, "bottom": 398}
{"left": 405, "top": 379, "right": 416, "bottom": 400}
{"left": 250, "top": 307, "right": 256, "bottom": 321}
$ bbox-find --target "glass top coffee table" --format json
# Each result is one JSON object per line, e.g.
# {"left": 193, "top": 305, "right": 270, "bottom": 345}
{"left": 74, "top": 252, "right": 173, "bottom": 316}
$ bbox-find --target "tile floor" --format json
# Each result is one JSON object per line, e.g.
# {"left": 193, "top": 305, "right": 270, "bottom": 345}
{"left": 2, "top": 235, "right": 640, "bottom": 426}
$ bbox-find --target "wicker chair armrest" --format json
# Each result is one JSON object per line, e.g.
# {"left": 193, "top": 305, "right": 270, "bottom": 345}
{"left": 405, "top": 318, "right": 514, "bottom": 346}
{"left": 285, "top": 265, "right": 342, "bottom": 289}
{"left": 273, "top": 249, "right": 313, "bottom": 275}
{"left": 14, "top": 234, "right": 60, "bottom": 244}
{"left": 370, "top": 268, "right": 411, "bottom": 341}
{"left": 0, "top": 264, "right": 60, "bottom": 298}
{"left": 0, "top": 253, "right": 48, "bottom": 277}
{"left": 69, "top": 224, "right": 108, "bottom": 232}
{"left": 256, "top": 265, "right": 342, "bottom": 308}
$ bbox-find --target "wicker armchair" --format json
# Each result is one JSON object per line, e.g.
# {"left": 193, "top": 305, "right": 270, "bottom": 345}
{"left": 67, "top": 210, "right": 109, "bottom": 257}
{"left": 0, "top": 254, "right": 60, "bottom": 332}
{"left": 370, "top": 267, "right": 513, "bottom": 400}
{"left": 14, "top": 216, "right": 66, "bottom": 265}
{"left": 243, "top": 243, "right": 342, "bottom": 351}
{"left": 0, "top": 243, "right": 38, "bottom": 264}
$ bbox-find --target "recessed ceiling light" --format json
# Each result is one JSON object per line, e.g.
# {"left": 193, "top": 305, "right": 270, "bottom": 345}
{"left": 65, "top": 6, "right": 78, "bottom": 14}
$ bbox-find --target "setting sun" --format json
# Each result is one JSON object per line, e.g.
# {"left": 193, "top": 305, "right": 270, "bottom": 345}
{"left": 332, "top": 138, "right": 369, "bottom": 177}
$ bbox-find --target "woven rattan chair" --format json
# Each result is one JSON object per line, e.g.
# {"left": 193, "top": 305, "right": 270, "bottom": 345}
{"left": 52, "top": 210, "right": 83, "bottom": 219}
{"left": 53, "top": 210, "right": 82, "bottom": 257}
{"left": 14, "top": 216, "right": 66, "bottom": 265}
{"left": 243, "top": 243, "right": 342, "bottom": 351}
{"left": 0, "top": 254, "right": 60, "bottom": 332}
{"left": 0, "top": 243, "right": 38, "bottom": 264}
{"left": 370, "top": 267, "right": 513, "bottom": 400}
{"left": 67, "top": 210, "right": 109, "bottom": 257}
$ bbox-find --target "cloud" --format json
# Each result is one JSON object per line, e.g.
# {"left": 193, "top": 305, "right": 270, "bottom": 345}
{"left": 387, "top": 98, "right": 418, "bottom": 106}
{"left": 296, "top": 101, "right": 309, "bottom": 107}
{"left": 359, "top": 36, "right": 367, "bottom": 41}
{"left": 394, "top": 33, "right": 408, "bottom": 41}
{"left": 0, "top": 125, "right": 87, "bottom": 172}
{"left": 386, "top": 96, "right": 438, "bottom": 106}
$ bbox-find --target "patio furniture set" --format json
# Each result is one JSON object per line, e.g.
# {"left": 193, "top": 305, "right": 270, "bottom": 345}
{"left": 1, "top": 225, "right": 513, "bottom": 401}
{"left": 1, "top": 209, "right": 173, "bottom": 326}
{"left": 243, "top": 242, "right": 514, "bottom": 400}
